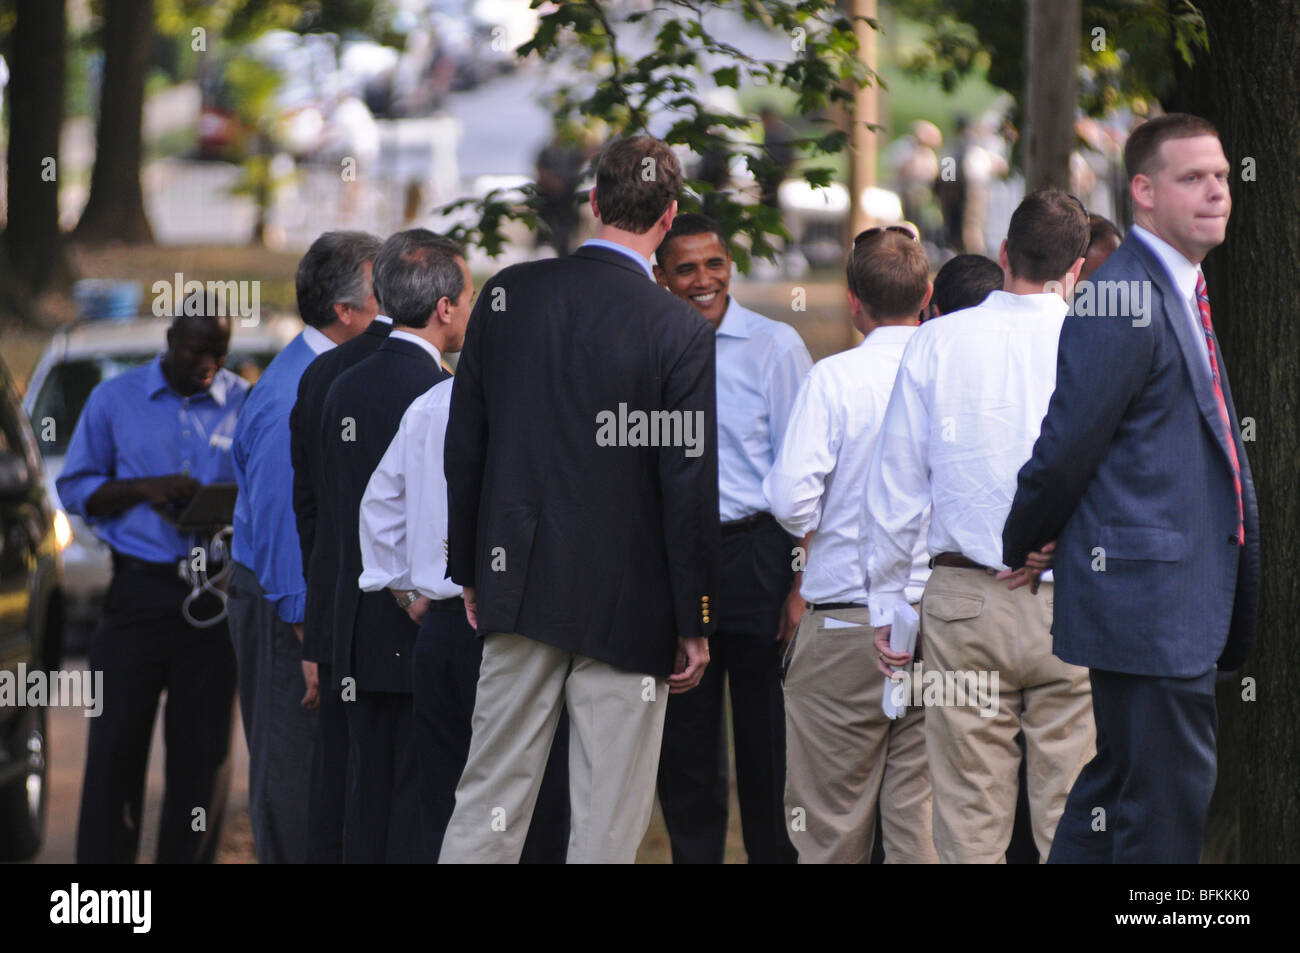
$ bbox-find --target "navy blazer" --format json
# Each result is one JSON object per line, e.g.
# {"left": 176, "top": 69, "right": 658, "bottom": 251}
{"left": 289, "top": 318, "right": 391, "bottom": 667}
{"left": 319, "top": 335, "right": 449, "bottom": 692}
{"left": 445, "top": 244, "right": 721, "bottom": 678}
{"left": 1003, "top": 234, "right": 1259, "bottom": 676}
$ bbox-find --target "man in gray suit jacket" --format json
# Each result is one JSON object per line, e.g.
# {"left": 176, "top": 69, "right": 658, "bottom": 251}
{"left": 1003, "top": 114, "right": 1260, "bottom": 863}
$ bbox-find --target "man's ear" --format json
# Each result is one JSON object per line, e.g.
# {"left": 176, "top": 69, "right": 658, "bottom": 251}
{"left": 589, "top": 189, "right": 601, "bottom": 221}
{"left": 658, "top": 199, "right": 678, "bottom": 236}
{"left": 1130, "top": 173, "right": 1155, "bottom": 213}
{"left": 332, "top": 300, "right": 353, "bottom": 327}
{"left": 1068, "top": 257, "right": 1085, "bottom": 287}
{"left": 652, "top": 264, "right": 668, "bottom": 288}
{"left": 919, "top": 280, "right": 934, "bottom": 312}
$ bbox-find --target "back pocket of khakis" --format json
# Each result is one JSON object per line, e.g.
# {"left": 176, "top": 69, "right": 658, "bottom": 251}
{"left": 922, "top": 592, "right": 984, "bottom": 623}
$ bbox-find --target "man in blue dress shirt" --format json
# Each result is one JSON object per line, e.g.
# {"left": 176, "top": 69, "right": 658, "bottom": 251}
{"left": 58, "top": 304, "right": 250, "bottom": 863}
{"left": 228, "top": 231, "right": 380, "bottom": 864}
{"left": 653, "top": 213, "right": 812, "bottom": 863}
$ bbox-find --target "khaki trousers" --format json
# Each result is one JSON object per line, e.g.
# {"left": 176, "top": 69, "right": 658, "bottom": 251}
{"left": 783, "top": 605, "right": 938, "bottom": 864}
{"left": 921, "top": 566, "right": 1095, "bottom": 863}
{"left": 438, "top": 632, "right": 668, "bottom": 864}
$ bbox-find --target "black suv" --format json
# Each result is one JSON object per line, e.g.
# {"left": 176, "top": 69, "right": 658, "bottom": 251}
{"left": 0, "top": 353, "right": 64, "bottom": 860}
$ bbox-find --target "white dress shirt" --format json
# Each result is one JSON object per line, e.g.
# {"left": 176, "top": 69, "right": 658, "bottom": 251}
{"left": 764, "top": 324, "right": 929, "bottom": 605}
{"left": 301, "top": 324, "right": 337, "bottom": 356}
{"left": 358, "top": 367, "right": 462, "bottom": 601}
{"left": 716, "top": 296, "right": 813, "bottom": 521}
{"left": 863, "top": 290, "right": 1067, "bottom": 625}
{"left": 1130, "top": 225, "right": 1211, "bottom": 372}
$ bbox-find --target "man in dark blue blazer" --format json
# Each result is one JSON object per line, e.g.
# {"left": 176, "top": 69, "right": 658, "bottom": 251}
{"left": 1003, "top": 114, "right": 1260, "bottom": 863}
{"left": 318, "top": 229, "right": 473, "bottom": 862}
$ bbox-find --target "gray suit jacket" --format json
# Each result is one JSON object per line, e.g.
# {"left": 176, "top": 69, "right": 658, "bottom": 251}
{"left": 1003, "top": 233, "right": 1259, "bottom": 676}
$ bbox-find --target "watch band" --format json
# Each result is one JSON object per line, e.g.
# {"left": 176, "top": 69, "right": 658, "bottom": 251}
{"left": 395, "top": 589, "right": 419, "bottom": 609}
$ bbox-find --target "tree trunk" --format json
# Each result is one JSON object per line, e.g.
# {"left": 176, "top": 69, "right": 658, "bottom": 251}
{"left": 1023, "top": 0, "right": 1079, "bottom": 191}
{"left": 5, "top": 0, "right": 70, "bottom": 299}
{"left": 1165, "top": 0, "right": 1300, "bottom": 864}
{"left": 71, "top": 0, "right": 155, "bottom": 245}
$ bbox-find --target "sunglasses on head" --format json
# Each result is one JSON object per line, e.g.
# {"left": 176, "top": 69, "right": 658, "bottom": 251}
{"left": 852, "top": 224, "right": 919, "bottom": 248}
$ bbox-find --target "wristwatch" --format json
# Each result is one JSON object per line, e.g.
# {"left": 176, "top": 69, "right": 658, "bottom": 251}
{"left": 394, "top": 590, "right": 420, "bottom": 609}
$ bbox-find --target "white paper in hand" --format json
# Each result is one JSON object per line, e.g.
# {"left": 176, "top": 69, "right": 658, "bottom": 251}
{"left": 881, "top": 603, "right": 920, "bottom": 720}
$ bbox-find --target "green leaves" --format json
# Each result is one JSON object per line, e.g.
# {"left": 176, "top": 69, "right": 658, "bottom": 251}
{"left": 442, "top": 0, "right": 878, "bottom": 273}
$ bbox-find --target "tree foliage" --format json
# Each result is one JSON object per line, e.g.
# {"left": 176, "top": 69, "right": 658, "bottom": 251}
{"left": 441, "top": 0, "right": 879, "bottom": 271}
{"left": 888, "top": 0, "right": 1207, "bottom": 121}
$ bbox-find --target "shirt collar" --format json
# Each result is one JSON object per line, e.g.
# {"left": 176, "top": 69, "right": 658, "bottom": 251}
{"left": 374, "top": 313, "right": 393, "bottom": 324}
{"left": 714, "top": 296, "right": 751, "bottom": 339}
{"left": 145, "top": 353, "right": 231, "bottom": 406}
{"left": 388, "top": 329, "right": 442, "bottom": 365}
{"left": 579, "top": 239, "right": 654, "bottom": 279}
{"left": 859, "top": 323, "right": 917, "bottom": 347}
{"left": 1131, "top": 225, "right": 1200, "bottom": 301}
{"left": 301, "top": 325, "right": 337, "bottom": 356}
{"left": 982, "top": 289, "right": 1070, "bottom": 317}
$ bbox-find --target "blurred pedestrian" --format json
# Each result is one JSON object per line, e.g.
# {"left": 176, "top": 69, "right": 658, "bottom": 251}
{"left": 928, "top": 253, "right": 1003, "bottom": 318}
{"left": 755, "top": 106, "right": 796, "bottom": 210}
{"left": 1081, "top": 212, "right": 1123, "bottom": 280}
{"left": 652, "top": 213, "right": 810, "bottom": 865}
{"left": 228, "top": 231, "right": 380, "bottom": 864}
{"left": 58, "top": 303, "right": 249, "bottom": 864}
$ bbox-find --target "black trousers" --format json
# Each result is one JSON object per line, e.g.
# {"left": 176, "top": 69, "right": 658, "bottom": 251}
{"left": 343, "top": 689, "right": 421, "bottom": 863}
{"left": 77, "top": 558, "right": 237, "bottom": 864}
{"left": 306, "top": 661, "right": 350, "bottom": 863}
{"left": 413, "top": 602, "right": 570, "bottom": 863}
{"left": 1048, "top": 667, "right": 1218, "bottom": 864}
{"left": 657, "top": 515, "right": 798, "bottom": 864}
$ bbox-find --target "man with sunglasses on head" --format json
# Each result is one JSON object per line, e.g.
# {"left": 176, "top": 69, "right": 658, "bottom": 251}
{"left": 863, "top": 190, "right": 1097, "bottom": 863}
{"left": 764, "top": 226, "right": 938, "bottom": 863}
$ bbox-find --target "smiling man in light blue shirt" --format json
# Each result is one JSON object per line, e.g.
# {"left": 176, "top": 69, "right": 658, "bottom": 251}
{"left": 653, "top": 213, "right": 811, "bottom": 864}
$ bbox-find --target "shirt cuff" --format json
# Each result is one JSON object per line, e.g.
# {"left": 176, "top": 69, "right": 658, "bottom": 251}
{"left": 869, "top": 589, "right": 906, "bottom": 628}
{"left": 273, "top": 591, "right": 307, "bottom": 626}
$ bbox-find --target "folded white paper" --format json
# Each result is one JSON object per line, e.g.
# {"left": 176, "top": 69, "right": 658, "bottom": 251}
{"left": 822, "top": 616, "right": 862, "bottom": 630}
{"left": 882, "top": 603, "right": 920, "bottom": 720}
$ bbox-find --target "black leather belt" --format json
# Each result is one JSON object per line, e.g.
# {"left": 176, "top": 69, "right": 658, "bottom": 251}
{"left": 111, "top": 551, "right": 183, "bottom": 577}
{"left": 721, "top": 511, "right": 774, "bottom": 536}
{"left": 805, "top": 601, "right": 867, "bottom": 612}
{"left": 930, "top": 551, "right": 997, "bottom": 574}
{"left": 427, "top": 595, "right": 465, "bottom": 613}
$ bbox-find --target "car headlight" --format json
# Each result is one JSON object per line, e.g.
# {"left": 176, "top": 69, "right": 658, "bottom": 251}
{"left": 53, "top": 509, "right": 73, "bottom": 551}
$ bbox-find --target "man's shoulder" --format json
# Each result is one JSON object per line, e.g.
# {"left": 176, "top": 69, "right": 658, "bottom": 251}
{"left": 734, "top": 301, "right": 807, "bottom": 352}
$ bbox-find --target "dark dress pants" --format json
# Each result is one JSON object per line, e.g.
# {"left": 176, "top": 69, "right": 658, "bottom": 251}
{"left": 657, "top": 514, "right": 798, "bottom": 864}
{"left": 1048, "top": 667, "right": 1218, "bottom": 864}
{"left": 77, "top": 558, "right": 237, "bottom": 864}
{"left": 306, "top": 661, "right": 349, "bottom": 863}
{"left": 227, "top": 562, "right": 316, "bottom": 863}
{"left": 344, "top": 688, "right": 421, "bottom": 863}
{"left": 412, "top": 599, "right": 570, "bottom": 863}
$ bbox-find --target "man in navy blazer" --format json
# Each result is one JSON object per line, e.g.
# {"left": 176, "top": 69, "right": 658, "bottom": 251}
{"left": 1003, "top": 114, "right": 1260, "bottom": 863}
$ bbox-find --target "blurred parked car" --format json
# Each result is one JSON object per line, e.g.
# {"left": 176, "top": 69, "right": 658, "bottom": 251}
{"left": 21, "top": 314, "right": 300, "bottom": 650}
{"left": 0, "top": 351, "right": 65, "bottom": 861}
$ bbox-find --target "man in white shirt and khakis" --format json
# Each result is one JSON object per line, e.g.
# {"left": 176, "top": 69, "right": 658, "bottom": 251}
{"left": 764, "top": 227, "right": 939, "bottom": 863}
{"left": 864, "top": 190, "right": 1097, "bottom": 863}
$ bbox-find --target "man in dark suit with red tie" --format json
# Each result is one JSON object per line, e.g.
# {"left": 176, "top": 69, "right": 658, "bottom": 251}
{"left": 1003, "top": 114, "right": 1260, "bottom": 863}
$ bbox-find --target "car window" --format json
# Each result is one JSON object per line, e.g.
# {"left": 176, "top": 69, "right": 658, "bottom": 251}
{"left": 29, "top": 351, "right": 277, "bottom": 457}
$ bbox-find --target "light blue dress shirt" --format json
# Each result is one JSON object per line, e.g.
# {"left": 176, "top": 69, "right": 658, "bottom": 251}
{"left": 715, "top": 296, "right": 813, "bottom": 521}
{"left": 231, "top": 329, "right": 333, "bottom": 623}
{"left": 57, "top": 354, "right": 249, "bottom": 564}
{"left": 578, "top": 238, "right": 655, "bottom": 279}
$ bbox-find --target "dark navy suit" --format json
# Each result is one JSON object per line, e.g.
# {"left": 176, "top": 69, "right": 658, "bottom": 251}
{"left": 1004, "top": 233, "right": 1259, "bottom": 863}
{"left": 320, "top": 333, "right": 445, "bottom": 862}
{"left": 290, "top": 317, "right": 391, "bottom": 863}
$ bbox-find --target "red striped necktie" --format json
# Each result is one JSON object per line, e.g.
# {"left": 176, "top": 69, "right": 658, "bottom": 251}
{"left": 1195, "top": 271, "right": 1244, "bottom": 545}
